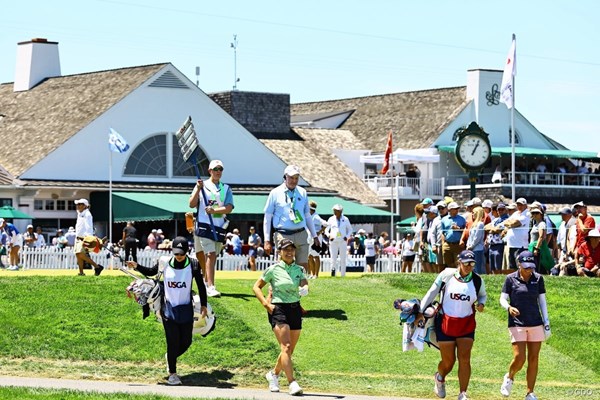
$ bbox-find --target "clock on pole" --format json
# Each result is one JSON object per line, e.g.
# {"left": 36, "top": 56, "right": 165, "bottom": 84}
{"left": 454, "top": 122, "right": 491, "bottom": 198}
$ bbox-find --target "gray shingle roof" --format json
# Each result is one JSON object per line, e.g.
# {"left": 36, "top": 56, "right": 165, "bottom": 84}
{"left": 291, "top": 87, "right": 468, "bottom": 152}
{"left": 0, "top": 63, "right": 167, "bottom": 177}
{"left": 261, "top": 128, "right": 385, "bottom": 206}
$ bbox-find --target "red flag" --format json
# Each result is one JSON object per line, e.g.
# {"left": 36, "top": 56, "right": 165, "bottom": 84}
{"left": 380, "top": 130, "right": 393, "bottom": 174}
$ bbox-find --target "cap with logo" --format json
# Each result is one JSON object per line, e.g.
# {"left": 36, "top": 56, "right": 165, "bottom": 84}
{"left": 278, "top": 238, "right": 297, "bottom": 250}
{"left": 74, "top": 198, "right": 89, "bottom": 206}
{"left": 284, "top": 165, "right": 301, "bottom": 177}
{"left": 516, "top": 197, "right": 527, "bottom": 205}
{"left": 517, "top": 251, "right": 536, "bottom": 269}
{"left": 208, "top": 160, "right": 224, "bottom": 170}
{"left": 172, "top": 236, "right": 189, "bottom": 255}
{"left": 458, "top": 250, "right": 476, "bottom": 263}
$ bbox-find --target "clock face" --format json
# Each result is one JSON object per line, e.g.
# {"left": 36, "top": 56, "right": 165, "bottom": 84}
{"left": 457, "top": 134, "right": 491, "bottom": 168}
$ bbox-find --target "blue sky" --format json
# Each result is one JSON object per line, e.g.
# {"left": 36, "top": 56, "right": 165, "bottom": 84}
{"left": 2, "top": 0, "right": 599, "bottom": 152}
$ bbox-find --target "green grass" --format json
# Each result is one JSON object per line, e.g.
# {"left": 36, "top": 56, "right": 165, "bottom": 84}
{"left": 0, "top": 274, "right": 599, "bottom": 400}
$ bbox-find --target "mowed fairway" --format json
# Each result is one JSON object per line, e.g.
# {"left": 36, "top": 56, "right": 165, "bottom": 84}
{"left": 0, "top": 270, "right": 599, "bottom": 399}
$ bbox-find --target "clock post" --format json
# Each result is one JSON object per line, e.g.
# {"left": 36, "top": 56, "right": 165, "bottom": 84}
{"left": 454, "top": 122, "right": 492, "bottom": 199}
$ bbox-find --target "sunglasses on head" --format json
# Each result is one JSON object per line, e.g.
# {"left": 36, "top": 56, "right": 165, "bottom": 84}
{"left": 212, "top": 167, "right": 224, "bottom": 172}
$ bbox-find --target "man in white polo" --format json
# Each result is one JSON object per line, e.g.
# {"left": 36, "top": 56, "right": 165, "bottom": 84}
{"left": 503, "top": 197, "right": 531, "bottom": 270}
{"left": 189, "top": 159, "right": 234, "bottom": 297}
{"left": 263, "top": 165, "right": 319, "bottom": 271}
{"left": 326, "top": 204, "right": 353, "bottom": 277}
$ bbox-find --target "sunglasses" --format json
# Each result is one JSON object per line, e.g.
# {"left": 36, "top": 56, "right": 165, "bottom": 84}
{"left": 462, "top": 261, "right": 476, "bottom": 267}
{"left": 212, "top": 167, "right": 224, "bottom": 172}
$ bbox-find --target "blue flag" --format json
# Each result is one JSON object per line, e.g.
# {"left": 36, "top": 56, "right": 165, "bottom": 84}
{"left": 108, "top": 128, "right": 130, "bottom": 153}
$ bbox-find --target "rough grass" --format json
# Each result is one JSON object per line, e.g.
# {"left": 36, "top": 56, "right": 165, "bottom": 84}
{"left": 0, "top": 272, "right": 599, "bottom": 399}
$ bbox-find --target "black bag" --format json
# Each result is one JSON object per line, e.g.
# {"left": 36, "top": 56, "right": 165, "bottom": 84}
{"left": 195, "top": 222, "right": 227, "bottom": 243}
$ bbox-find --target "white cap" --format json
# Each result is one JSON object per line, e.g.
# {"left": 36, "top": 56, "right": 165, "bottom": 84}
{"left": 284, "top": 165, "right": 301, "bottom": 177}
{"left": 0, "top": 218, "right": 4, "bottom": 224}
{"left": 471, "top": 197, "right": 482, "bottom": 206}
{"left": 332, "top": 204, "right": 343, "bottom": 211}
{"left": 482, "top": 199, "right": 493, "bottom": 208}
{"left": 358, "top": 228, "right": 366, "bottom": 234}
{"left": 74, "top": 199, "right": 89, "bottom": 206}
{"left": 447, "top": 202, "right": 460, "bottom": 210}
{"left": 516, "top": 197, "right": 528, "bottom": 205}
{"left": 157, "top": 229, "right": 163, "bottom": 234}
{"left": 27, "top": 224, "right": 34, "bottom": 229}
{"left": 208, "top": 160, "right": 224, "bottom": 170}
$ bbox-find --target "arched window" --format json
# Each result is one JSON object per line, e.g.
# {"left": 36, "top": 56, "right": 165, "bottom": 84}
{"left": 124, "top": 133, "right": 209, "bottom": 177}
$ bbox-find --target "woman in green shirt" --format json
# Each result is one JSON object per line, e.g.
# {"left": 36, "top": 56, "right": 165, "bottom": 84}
{"left": 253, "top": 238, "right": 308, "bottom": 396}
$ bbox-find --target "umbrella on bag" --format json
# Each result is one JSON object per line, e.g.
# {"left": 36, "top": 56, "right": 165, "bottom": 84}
{"left": 0, "top": 205, "right": 33, "bottom": 219}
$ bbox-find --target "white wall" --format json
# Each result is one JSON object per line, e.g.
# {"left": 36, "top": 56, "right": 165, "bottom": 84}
{"left": 21, "top": 65, "right": 289, "bottom": 186}
{"left": 333, "top": 149, "right": 370, "bottom": 178}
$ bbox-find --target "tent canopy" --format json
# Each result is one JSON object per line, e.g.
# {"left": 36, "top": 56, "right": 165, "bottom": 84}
{"left": 110, "top": 192, "right": 392, "bottom": 223}
{"left": 0, "top": 205, "right": 33, "bottom": 219}
{"left": 360, "top": 148, "right": 440, "bottom": 164}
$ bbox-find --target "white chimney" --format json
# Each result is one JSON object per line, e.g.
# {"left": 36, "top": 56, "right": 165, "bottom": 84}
{"left": 14, "top": 38, "right": 61, "bottom": 92}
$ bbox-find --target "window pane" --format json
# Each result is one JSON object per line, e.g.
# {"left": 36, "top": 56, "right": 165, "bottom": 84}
{"left": 56, "top": 200, "right": 66, "bottom": 210}
{"left": 124, "top": 134, "right": 167, "bottom": 176}
{"left": 34, "top": 200, "right": 44, "bottom": 210}
{"left": 45, "top": 200, "right": 55, "bottom": 210}
{"left": 172, "top": 134, "right": 209, "bottom": 177}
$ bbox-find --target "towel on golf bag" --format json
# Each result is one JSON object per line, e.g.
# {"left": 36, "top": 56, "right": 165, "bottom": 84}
{"left": 402, "top": 323, "right": 425, "bottom": 352}
{"left": 82, "top": 235, "right": 104, "bottom": 253}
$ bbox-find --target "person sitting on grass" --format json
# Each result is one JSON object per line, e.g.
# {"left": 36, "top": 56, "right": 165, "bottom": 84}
{"left": 574, "top": 229, "right": 600, "bottom": 277}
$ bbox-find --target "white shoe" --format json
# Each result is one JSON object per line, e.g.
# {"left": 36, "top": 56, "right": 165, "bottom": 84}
{"left": 265, "top": 370, "right": 280, "bottom": 392}
{"left": 500, "top": 373, "right": 513, "bottom": 397}
{"left": 167, "top": 373, "right": 182, "bottom": 385}
{"left": 7, "top": 265, "right": 19, "bottom": 271}
{"left": 289, "top": 380, "right": 303, "bottom": 396}
{"left": 434, "top": 372, "right": 446, "bottom": 398}
{"left": 457, "top": 392, "right": 469, "bottom": 400}
{"left": 525, "top": 393, "right": 538, "bottom": 400}
{"left": 207, "top": 286, "right": 221, "bottom": 297}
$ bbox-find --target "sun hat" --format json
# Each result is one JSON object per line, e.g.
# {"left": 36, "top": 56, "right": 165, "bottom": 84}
{"left": 458, "top": 250, "right": 476, "bottom": 263}
{"left": 517, "top": 251, "right": 536, "bottom": 269}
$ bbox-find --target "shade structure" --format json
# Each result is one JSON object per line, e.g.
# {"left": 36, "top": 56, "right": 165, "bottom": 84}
{"left": 109, "top": 192, "right": 392, "bottom": 223}
{"left": 0, "top": 205, "right": 33, "bottom": 219}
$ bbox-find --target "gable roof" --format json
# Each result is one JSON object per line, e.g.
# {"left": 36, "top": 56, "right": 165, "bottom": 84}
{"left": 261, "top": 128, "right": 385, "bottom": 206}
{"left": 291, "top": 86, "right": 468, "bottom": 152}
{"left": 0, "top": 63, "right": 167, "bottom": 177}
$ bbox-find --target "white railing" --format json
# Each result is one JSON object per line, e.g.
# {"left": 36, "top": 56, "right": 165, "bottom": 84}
{"left": 18, "top": 247, "right": 421, "bottom": 274}
{"left": 364, "top": 176, "right": 445, "bottom": 200}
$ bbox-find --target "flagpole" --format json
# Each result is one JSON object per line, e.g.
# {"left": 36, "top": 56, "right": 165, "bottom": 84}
{"left": 109, "top": 150, "right": 113, "bottom": 246}
{"left": 510, "top": 33, "right": 516, "bottom": 202}
{"left": 390, "top": 150, "right": 394, "bottom": 241}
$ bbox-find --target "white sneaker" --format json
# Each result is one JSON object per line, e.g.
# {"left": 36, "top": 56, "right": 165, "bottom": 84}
{"left": 167, "top": 373, "right": 182, "bottom": 385}
{"left": 434, "top": 372, "right": 446, "bottom": 398}
{"left": 500, "top": 373, "right": 513, "bottom": 397}
{"left": 207, "top": 286, "right": 221, "bottom": 297}
{"left": 525, "top": 393, "right": 538, "bottom": 400}
{"left": 7, "top": 265, "right": 19, "bottom": 271}
{"left": 265, "top": 370, "right": 280, "bottom": 392}
{"left": 457, "top": 392, "right": 469, "bottom": 400}
{"left": 289, "top": 380, "right": 303, "bottom": 396}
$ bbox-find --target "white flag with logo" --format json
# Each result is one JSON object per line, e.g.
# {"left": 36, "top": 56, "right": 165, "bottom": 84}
{"left": 500, "top": 35, "right": 516, "bottom": 109}
{"left": 108, "top": 128, "right": 130, "bottom": 153}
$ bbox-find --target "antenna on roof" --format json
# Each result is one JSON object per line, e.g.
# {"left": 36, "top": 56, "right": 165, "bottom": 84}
{"left": 230, "top": 34, "right": 239, "bottom": 91}
{"left": 195, "top": 66, "right": 200, "bottom": 87}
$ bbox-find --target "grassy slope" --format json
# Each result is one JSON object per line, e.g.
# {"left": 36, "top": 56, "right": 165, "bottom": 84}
{"left": 0, "top": 273, "right": 598, "bottom": 400}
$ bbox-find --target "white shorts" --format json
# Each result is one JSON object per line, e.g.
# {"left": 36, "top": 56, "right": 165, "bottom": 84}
{"left": 194, "top": 235, "right": 223, "bottom": 255}
{"left": 10, "top": 234, "right": 23, "bottom": 247}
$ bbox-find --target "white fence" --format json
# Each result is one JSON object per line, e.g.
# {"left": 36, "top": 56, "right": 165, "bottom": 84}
{"left": 18, "top": 247, "right": 420, "bottom": 273}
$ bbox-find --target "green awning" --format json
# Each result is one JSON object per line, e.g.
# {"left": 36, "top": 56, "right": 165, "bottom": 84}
{"left": 438, "top": 146, "right": 600, "bottom": 162}
{"left": 111, "top": 192, "right": 391, "bottom": 223}
{"left": 548, "top": 214, "right": 600, "bottom": 227}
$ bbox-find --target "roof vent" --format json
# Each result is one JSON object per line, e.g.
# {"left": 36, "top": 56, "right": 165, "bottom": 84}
{"left": 149, "top": 70, "right": 190, "bottom": 89}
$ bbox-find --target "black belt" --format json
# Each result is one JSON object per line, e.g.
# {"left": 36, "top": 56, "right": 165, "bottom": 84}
{"left": 275, "top": 228, "right": 304, "bottom": 235}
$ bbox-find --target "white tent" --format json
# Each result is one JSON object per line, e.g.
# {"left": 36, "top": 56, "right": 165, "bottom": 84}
{"left": 359, "top": 147, "right": 440, "bottom": 164}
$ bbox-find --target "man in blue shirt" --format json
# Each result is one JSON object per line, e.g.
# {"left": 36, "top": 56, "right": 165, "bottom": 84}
{"left": 440, "top": 202, "right": 466, "bottom": 268}
{"left": 263, "top": 165, "right": 319, "bottom": 271}
{"left": 0, "top": 218, "right": 23, "bottom": 270}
